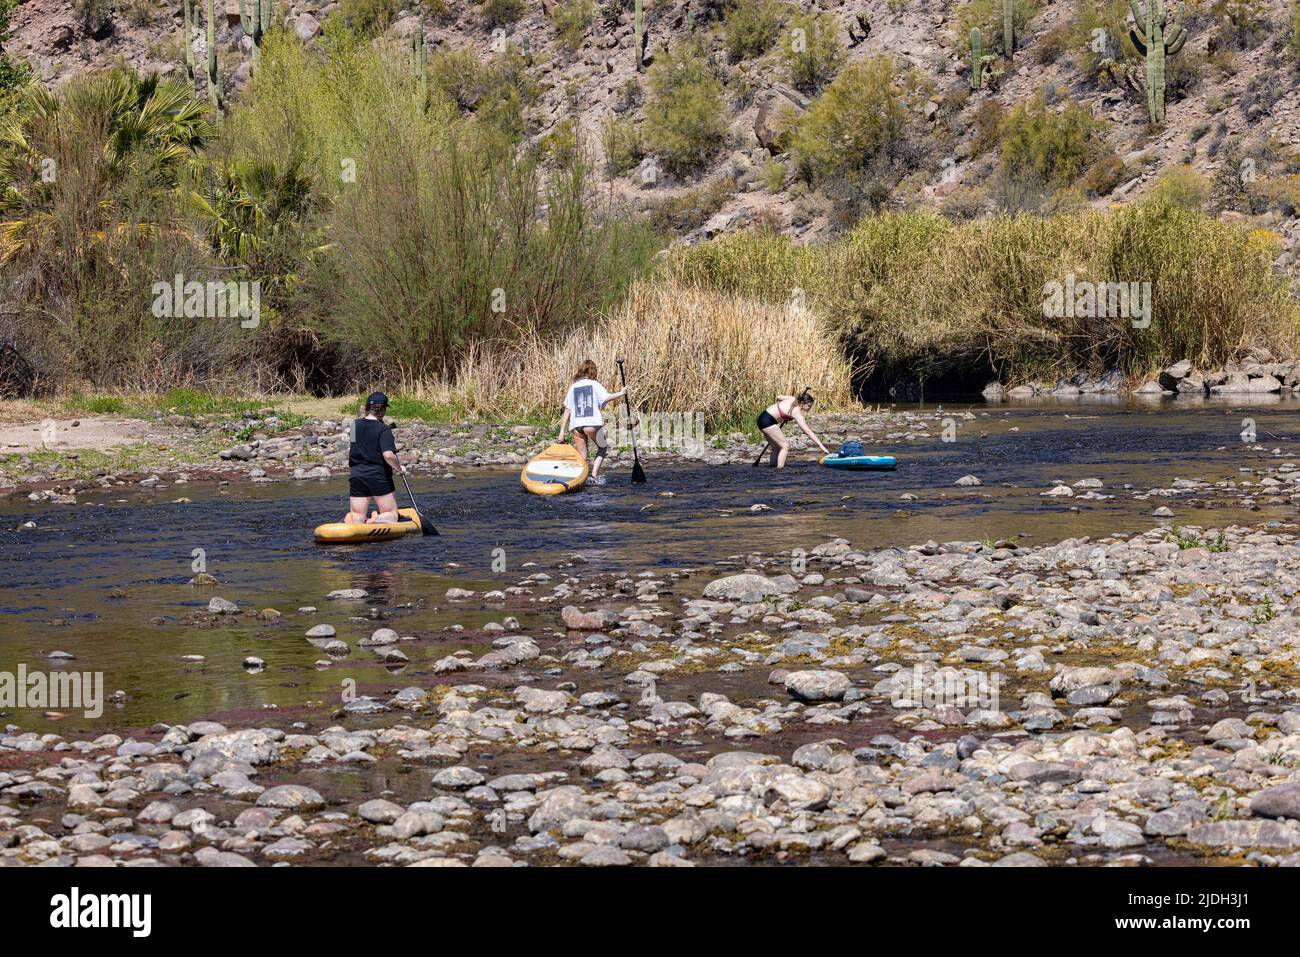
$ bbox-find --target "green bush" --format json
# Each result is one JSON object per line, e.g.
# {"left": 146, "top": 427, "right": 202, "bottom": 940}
{"left": 644, "top": 176, "right": 734, "bottom": 235}
{"left": 781, "top": 10, "right": 844, "bottom": 93}
{"left": 552, "top": 0, "right": 597, "bottom": 51}
{"left": 0, "top": 0, "right": 31, "bottom": 104}
{"left": 642, "top": 42, "right": 728, "bottom": 179}
{"left": 997, "top": 91, "right": 1110, "bottom": 191}
{"left": 333, "top": 0, "right": 403, "bottom": 36}
{"left": 601, "top": 115, "right": 645, "bottom": 176}
{"left": 785, "top": 56, "right": 932, "bottom": 187}
{"left": 760, "top": 158, "right": 786, "bottom": 192}
{"left": 669, "top": 202, "right": 1297, "bottom": 384}
{"left": 481, "top": 0, "right": 525, "bottom": 29}
{"left": 724, "top": 0, "right": 789, "bottom": 63}
{"left": 427, "top": 45, "right": 538, "bottom": 142}
{"left": 1149, "top": 165, "right": 1210, "bottom": 210}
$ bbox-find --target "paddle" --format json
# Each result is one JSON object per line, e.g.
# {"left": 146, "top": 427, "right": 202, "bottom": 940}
{"left": 752, "top": 443, "right": 770, "bottom": 467}
{"left": 395, "top": 460, "right": 438, "bottom": 535}
{"left": 614, "top": 358, "right": 647, "bottom": 484}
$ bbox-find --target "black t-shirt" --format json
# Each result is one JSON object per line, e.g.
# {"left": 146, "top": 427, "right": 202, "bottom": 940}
{"left": 349, "top": 418, "right": 396, "bottom": 478}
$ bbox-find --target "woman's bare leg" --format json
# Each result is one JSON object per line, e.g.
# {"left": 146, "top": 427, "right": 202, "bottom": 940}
{"left": 761, "top": 425, "right": 788, "bottom": 468}
{"left": 347, "top": 497, "right": 370, "bottom": 523}
{"left": 368, "top": 492, "right": 399, "bottom": 522}
{"left": 587, "top": 427, "right": 608, "bottom": 478}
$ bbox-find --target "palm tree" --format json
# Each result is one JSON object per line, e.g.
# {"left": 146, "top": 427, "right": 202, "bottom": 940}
{"left": 0, "top": 69, "right": 211, "bottom": 264}
{"left": 189, "top": 154, "right": 315, "bottom": 266}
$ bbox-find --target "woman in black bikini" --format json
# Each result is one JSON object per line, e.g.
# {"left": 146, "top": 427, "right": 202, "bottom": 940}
{"left": 756, "top": 388, "right": 830, "bottom": 468}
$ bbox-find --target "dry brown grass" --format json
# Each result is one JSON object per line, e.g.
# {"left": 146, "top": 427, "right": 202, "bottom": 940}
{"left": 411, "top": 278, "right": 856, "bottom": 428}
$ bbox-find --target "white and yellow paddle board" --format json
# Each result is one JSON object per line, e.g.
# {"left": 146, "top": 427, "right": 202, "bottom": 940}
{"left": 521, "top": 443, "right": 589, "bottom": 495}
{"left": 314, "top": 507, "right": 422, "bottom": 543}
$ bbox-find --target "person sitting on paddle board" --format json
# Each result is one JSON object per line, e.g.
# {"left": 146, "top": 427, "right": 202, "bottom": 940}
{"left": 346, "top": 392, "right": 406, "bottom": 524}
{"left": 558, "top": 360, "right": 624, "bottom": 486}
{"left": 757, "top": 388, "right": 830, "bottom": 468}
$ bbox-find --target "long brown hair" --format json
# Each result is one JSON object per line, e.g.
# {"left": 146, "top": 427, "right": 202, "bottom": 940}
{"left": 574, "top": 359, "right": 598, "bottom": 382}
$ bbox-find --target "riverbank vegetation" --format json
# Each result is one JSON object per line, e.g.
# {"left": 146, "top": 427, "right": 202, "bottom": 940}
{"left": 1, "top": 21, "right": 1296, "bottom": 418}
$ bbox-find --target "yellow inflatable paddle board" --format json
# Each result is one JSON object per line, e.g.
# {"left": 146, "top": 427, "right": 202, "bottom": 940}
{"left": 521, "top": 442, "right": 589, "bottom": 495}
{"left": 314, "top": 507, "right": 423, "bottom": 543}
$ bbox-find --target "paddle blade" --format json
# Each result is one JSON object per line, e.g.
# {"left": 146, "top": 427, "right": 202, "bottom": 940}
{"left": 420, "top": 512, "right": 439, "bottom": 536}
{"left": 631, "top": 459, "right": 647, "bottom": 484}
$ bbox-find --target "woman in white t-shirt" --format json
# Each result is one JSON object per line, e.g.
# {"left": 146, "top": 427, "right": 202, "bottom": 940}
{"left": 558, "top": 359, "right": 624, "bottom": 485}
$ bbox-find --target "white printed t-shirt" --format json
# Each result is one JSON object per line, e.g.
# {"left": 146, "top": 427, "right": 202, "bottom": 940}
{"left": 565, "top": 378, "right": 610, "bottom": 430}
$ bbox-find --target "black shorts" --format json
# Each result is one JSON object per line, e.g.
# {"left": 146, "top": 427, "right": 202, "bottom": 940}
{"left": 757, "top": 410, "right": 779, "bottom": 430}
{"left": 349, "top": 473, "right": 394, "bottom": 498}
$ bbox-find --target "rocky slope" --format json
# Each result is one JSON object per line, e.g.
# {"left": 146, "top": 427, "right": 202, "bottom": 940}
{"left": 7, "top": 0, "right": 1300, "bottom": 253}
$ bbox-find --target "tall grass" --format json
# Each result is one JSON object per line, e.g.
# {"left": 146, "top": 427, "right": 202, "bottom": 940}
{"left": 404, "top": 279, "right": 855, "bottom": 429}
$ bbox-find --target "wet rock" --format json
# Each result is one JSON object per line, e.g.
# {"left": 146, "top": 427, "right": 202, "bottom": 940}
{"left": 561, "top": 606, "right": 619, "bottom": 630}
{"left": 784, "top": 670, "right": 851, "bottom": 702}
{"left": 703, "top": 574, "right": 797, "bottom": 603}
{"left": 256, "top": 785, "right": 325, "bottom": 811}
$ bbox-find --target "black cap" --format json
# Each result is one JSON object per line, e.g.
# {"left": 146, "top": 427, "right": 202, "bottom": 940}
{"left": 365, "top": 392, "right": 389, "bottom": 408}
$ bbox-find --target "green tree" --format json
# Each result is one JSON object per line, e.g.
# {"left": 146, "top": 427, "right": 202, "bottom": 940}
{"left": 642, "top": 42, "right": 727, "bottom": 178}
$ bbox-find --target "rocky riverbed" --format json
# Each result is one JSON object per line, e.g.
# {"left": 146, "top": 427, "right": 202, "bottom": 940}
{"left": 4, "top": 521, "right": 1300, "bottom": 868}
{"left": 3, "top": 408, "right": 958, "bottom": 500}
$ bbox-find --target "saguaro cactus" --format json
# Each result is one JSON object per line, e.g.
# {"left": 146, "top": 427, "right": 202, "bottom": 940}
{"left": 411, "top": 26, "right": 427, "bottom": 96}
{"left": 634, "top": 0, "right": 644, "bottom": 72}
{"left": 183, "top": 0, "right": 195, "bottom": 82}
{"left": 206, "top": 0, "right": 222, "bottom": 108}
{"left": 1130, "top": 0, "right": 1186, "bottom": 125}
{"left": 241, "top": 0, "right": 272, "bottom": 47}
{"left": 971, "top": 27, "right": 982, "bottom": 89}
{"left": 1003, "top": 0, "right": 1014, "bottom": 58}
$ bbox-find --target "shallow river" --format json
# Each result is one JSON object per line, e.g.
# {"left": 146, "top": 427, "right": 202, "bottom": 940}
{"left": 2, "top": 397, "right": 1298, "bottom": 736}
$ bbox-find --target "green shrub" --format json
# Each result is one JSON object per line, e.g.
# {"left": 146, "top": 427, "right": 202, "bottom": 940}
{"left": 724, "top": 0, "right": 789, "bottom": 63}
{"left": 997, "top": 91, "right": 1110, "bottom": 191}
{"left": 333, "top": 0, "right": 403, "bottom": 36}
{"left": 269, "top": 30, "right": 660, "bottom": 388}
{"left": 601, "top": 115, "right": 645, "bottom": 176}
{"left": 552, "top": 0, "right": 597, "bottom": 51}
{"left": 671, "top": 201, "right": 1296, "bottom": 385}
{"left": 781, "top": 10, "right": 844, "bottom": 93}
{"left": 427, "top": 45, "right": 538, "bottom": 142}
{"left": 481, "top": 0, "right": 525, "bottom": 29}
{"left": 785, "top": 56, "right": 932, "bottom": 187}
{"left": 1149, "top": 165, "right": 1210, "bottom": 210}
{"left": 644, "top": 176, "right": 735, "bottom": 235}
{"left": 0, "top": 0, "right": 30, "bottom": 103}
{"left": 760, "top": 158, "right": 786, "bottom": 192}
{"left": 642, "top": 42, "right": 728, "bottom": 178}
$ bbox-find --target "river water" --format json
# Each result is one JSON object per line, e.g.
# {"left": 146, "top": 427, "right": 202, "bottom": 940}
{"left": 2, "top": 398, "right": 1297, "bottom": 736}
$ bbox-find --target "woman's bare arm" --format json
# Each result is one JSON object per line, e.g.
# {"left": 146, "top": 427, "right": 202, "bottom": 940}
{"left": 791, "top": 408, "right": 830, "bottom": 454}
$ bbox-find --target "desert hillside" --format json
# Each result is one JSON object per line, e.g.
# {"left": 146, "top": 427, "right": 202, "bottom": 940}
{"left": 1, "top": 1, "right": 1299, "bottom": 403}
{"left": 6, "top": 1, "right": 1300, "bottom": 251}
